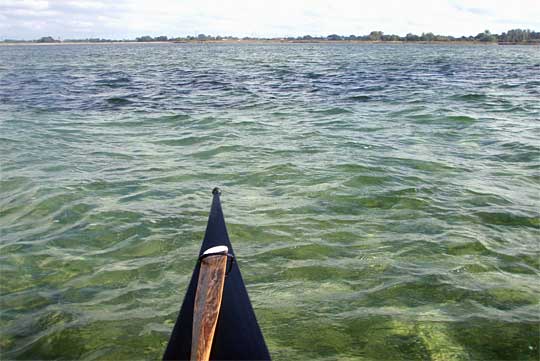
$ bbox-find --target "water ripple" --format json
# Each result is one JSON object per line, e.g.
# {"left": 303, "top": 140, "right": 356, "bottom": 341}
{"left": 1, "top": 43, "right": 539, "bottom": 361}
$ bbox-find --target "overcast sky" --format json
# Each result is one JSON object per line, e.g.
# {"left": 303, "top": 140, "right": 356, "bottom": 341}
{"left": 0, "top": 0, "right": 539, "bottom": 40}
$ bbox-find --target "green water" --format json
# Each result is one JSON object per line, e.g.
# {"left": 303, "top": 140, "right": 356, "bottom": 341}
{"left": 1, "top": 43, "right": 539, "bottom": 360}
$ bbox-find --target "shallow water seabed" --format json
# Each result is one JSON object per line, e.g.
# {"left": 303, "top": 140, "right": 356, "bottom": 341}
{"left": 1, "top": 43, "right": 539, "bottom": 360}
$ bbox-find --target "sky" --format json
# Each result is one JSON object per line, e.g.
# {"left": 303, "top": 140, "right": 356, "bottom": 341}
{"left": 0, "top": 0, "right": 539, "bottom": 40}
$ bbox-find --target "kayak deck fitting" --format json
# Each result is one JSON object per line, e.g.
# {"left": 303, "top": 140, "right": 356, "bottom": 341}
{"left": 163, "top": 188, "right": 271, "bottom": 361}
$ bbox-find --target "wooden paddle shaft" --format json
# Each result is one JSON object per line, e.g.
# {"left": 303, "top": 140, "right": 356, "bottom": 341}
{"left": 190, "top": 246, "right": 229, "bottom": 361}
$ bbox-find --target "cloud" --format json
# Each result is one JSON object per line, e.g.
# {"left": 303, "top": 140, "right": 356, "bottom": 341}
{"left": 0, "top": 0, "right": 539, "bottom": 40}
{"left": 64, "top": 1, "right": 107, "bottom": 10}
{"left": 2, "top": 8, "right": 59, "bottom": 17}
{"left": 0, "top": 0, "right": 50, "bottom": 10}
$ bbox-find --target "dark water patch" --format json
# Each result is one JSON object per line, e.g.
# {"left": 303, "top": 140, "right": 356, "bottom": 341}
{"left": 449, "top": 320, "right": 539, "bottom": 360}
{"left": 89, "top": 151, "right": 135, "bottom": 160}
{"left": 15, "top": 192, "right": 83, "bottom": 221}
{"left": 362, "top": 276, "right": 479, "bottom": 307}
{"left": 520, "top": 254, "right": 540, "bottom": 272}
{"left": 489, "top": 150, "right": 539, "bottom": 163}
{"left": 498, "top": 83, "right": 522, "bottom": 89}
{"left": 344, "top": 174, "right": 389, "bottom": 187}
{"left": 359, "top": 194, "right": 430, "bottom": 211}
{"left": 474, "top": 211, "right": 539, "bottom": 228}
{"left": 407, "top": 113, "right": 435, "bottom": 122}
{"left": 151, "top": 113, "right": 191, "bottom": 122}
{"left": 0, "top": 136, "right": 23, "bottom": 144}
{"left": 36, "top": 309, "right": 76, "bottom": 331}
{"left": 347, "top": 95, "right": 371, "bottom": 102}
{"left": 51, "top": 213, "right": 148, "bottom": 250}
{"left": 437, "top": 63, "right": 454, "bottom": 74}
{"left": 332, "top": 163, "right": 385, "bottom": 174}
{"left": 306, "top": 72, "right": 323, "bottom": 79}
{"left": 1, "top": 291, "right": 52, "bottom": 318}
{"left": 358, "top": 85, "right": 386, "bottom": 92}
{"left": 0, "top": 176, "right": 31, "bottom": 194}
{"left": 270, "top": 111, "right": 296, "bottom": 118}
{"left": 153, "top": 135, "right": 211, "bottom": 147}
{"left": 190, "top": 116, "right": 221, "bottom": 128}
{"left": 445, "top": 115, "right": 477, "bottom": 123}
{"left": 11, "top": 317, "right": 166, "bottom": 361}
{"left": 310, "top": 107, "right": 353, "bottom": 115}
{"left": 386, "top": 157, "right": 455, "bottom": 173}
{"left": 461, "top": 190, "right": 513, "bottom": 207}
{"left": 281, "top": 264, "right": 362, "bottom": 282}
{"left": 497, "top": 259, "right": 539, "bottom": 275}
{"left": 105, "top": 97, "right": 133, "bottom": 106}
{"left": 192, "top": 79, "right": 230, "bottom": 90}
{"left": 524, "top": 80, "right": 540, "bottom": 88}
{"left": 451, "top": 93, "right": 488, "bottom": 102}
{"left": 272, "top": 67, "right": 295, "bottom": 77}
{"left": 500, "top": 141, "right": 540, "bottom": 152}
{"left": 320, "top": 188, "right": 431, "bottom": 214}
{"left": 95, "top": 77, "right": 132, "bottom": 88}
{"left": 446, "top": 240, "right": 493, "bottom": 256}
{"left": 52, "top": 202, "right": 95, "bottom": 225}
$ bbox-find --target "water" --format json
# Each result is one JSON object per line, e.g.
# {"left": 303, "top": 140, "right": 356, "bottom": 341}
{"left": 1, "top": 43, "right": 539, "bottom": 360}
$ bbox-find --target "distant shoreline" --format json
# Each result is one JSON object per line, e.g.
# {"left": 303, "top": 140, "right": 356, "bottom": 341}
{"left": 1, "top": 39, "right": 539, "bottom": 46}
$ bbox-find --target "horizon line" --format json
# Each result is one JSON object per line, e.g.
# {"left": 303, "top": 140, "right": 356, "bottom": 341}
{"left": 2, "top": 28, "right": 539, "bottom": 42}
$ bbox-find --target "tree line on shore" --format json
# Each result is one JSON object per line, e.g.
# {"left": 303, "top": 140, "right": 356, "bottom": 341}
{"left": 3, "top": 29, "right": 539, "bottom": 44}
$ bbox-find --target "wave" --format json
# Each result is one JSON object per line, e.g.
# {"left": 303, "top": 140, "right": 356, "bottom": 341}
{"left": 347, "top": 95, "right": 371, "bottom": 102}
{"left": 310, "top": 107, "right": 353, "bottom": 115}
{"left": 95, "top": 77, "right": 131, "bottom": 88}
{"left": 450, "top": 93, "right": 487, "bottom": 101}
{"left": 105, "top": 97, "right": 133, "bottom": 105}
{"left": 445, "top": 115, "right": 477, "bottom": 122}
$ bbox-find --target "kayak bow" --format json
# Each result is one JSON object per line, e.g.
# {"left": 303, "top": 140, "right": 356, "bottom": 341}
{"left": 163, "top": 188, "right": 271, "bottom": 361}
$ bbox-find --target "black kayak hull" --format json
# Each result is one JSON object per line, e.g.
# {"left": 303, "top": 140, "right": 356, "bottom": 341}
{"left": 163, "top": 189, "right": 271, "bottom": 360}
